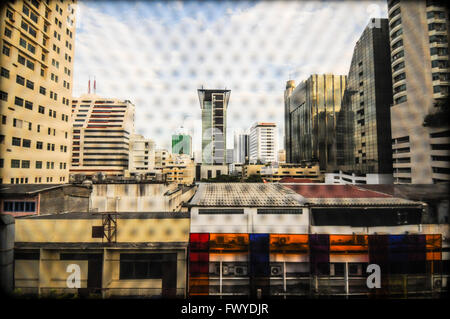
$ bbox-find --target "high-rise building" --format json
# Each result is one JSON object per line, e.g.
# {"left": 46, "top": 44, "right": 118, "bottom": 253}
{"left": 387, "top": 0, "right": 449, "bottom": 184}
{"left": 198, "top": 88, "right": 230, "bottom": 165}
{"left": 284, "top": 80, "right": 296, "bottom": 162}
{"left": 128, "top": 134, "right": 155, "bottom": 173}
{"left": 226, "top": 149, "right": 234, "bottom": 164}
{"left": 172, "top": 134, "right": 192, "bottom": 156}
{"left": 335, "top": 18, "right": 394, "bottom": 179}
{"left": 285, "top": 74, "right": 347, "bottom": 171}
{"left": 233, "top": 129, "right": 249, "bottom": 164}
{"left": 70, "top": 94, "right": 135, "bottom": 177}
{"left": 0, "top": 1, "right": 77, "bottom": 184}
{"left": 249, "top": 122, "right": 277, "bottom": 164}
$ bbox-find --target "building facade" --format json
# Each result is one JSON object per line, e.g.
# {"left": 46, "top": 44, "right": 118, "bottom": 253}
{"left": 198, "top": 89, "right": 230, "bottom": 165}
{"left": 335, "top": 18, "right": 394, "bottom": 179}
{"left": 285, "top": 75, "right": 347, "bottom": 171}
{"left": 243, "top": 163, "right": 323, "bottom": 183}
{"left": 128, "top": 134, "right": 155, "bottom": 175}
{"left": 69, "top": 94, "right": 135, "bottom": 177}
{"left": 249, "top": 122, "right": 277, "bottom": 164}
{"left": 0, "top": 1, "right": 77, "bottom": 184}
{"left": 172, "top": 133, "right": 192, "bottom": 157}
{"left": 387, "top": 0, "right": 450, "bottom": 183}
{"left": 233, "top": 130, "right": 249, "bottom": 164}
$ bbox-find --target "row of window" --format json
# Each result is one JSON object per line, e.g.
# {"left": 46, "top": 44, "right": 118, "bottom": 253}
{"left": 9, "top": 159, "right": 67, "bottom": 170}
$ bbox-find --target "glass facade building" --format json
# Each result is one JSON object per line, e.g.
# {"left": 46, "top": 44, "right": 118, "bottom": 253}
{"left": 198, "top": 89, "right": 231, "bottom": 165}
{"left": 336, "top": 18, "right": 394, "bottom": 175}
{"left": 285, "top": 75, "right": 347, "bottom": 171}
{"left": 172, "top": 134, "right": 192, "bottom": 156}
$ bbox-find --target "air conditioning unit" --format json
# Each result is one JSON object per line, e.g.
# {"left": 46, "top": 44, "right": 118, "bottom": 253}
{"left": 434, "top": 277, "right": 448, "bottom": 289}
{"left": 271, "top": 264, "right": 283, "bottom": 276}
{"left": 234, "top": 266, "right": 248, "bottom": 276}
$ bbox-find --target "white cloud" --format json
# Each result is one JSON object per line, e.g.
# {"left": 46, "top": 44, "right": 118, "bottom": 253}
{"left": 73, "top": 0, "right": 387, "bottom": 151}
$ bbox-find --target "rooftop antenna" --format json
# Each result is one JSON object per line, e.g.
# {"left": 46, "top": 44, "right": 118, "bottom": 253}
{"left": 94, "top": 76, "right": 96, "bottom": 94}
{"left": 88, "top": 76, "right": 91, "bottom": 94}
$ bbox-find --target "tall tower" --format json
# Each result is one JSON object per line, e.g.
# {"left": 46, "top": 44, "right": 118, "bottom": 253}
{"left": 387, "top": 0, "right": 450, "bottom": 183}
{"left": 336, "top": 18, "right": 393, "bottom": 176}
{"left": 284, "top": 80, "right": 295, "bottom": 163}
{"left": 198, "top": 88, "right": 231, "bottom": 165}
{"left": 0, "top": 1, "right": 77, "bottom": 184}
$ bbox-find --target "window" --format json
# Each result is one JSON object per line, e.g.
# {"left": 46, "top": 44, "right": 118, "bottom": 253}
{"left": 257, "top": 209, "right": 303, "bottom": 214}
{"left": 199, "top": 209, "right": 245, "bottom": 214}
{"left": 3, "top": 45, "right": 10, "bottom": 56}
{"left": 39, "top": 86, "right": 46, "bottom": 95}
{"left": 0, "top": 91, "right": 7, "bottom": 101}
{"left": 36, "top": 141, "right": 43, "bottom": 149}
{"left": 11, "top": 159, "right": 20, "bottom": 168}
{"left": 3, "top": 27, "right": 11, "bottom": 38}
{"left": 13, "top": 118, "right": 23, "bottom": 128}
{"left": 16, "top": 75, "right": 25, "bottom": 85}
{"left": 22, "top": 160, "right": 30, "bottom": 168}
{"left": 12, "top": 137, "right": 21, "bottom": 146}
{"left": 26, "top": 80, "right": 34, "bottom": 90}
{"left": 119, "top": 254, "right": 175, "bottom": 280}
{"left": 26, "top": 60, "right": 34, "bottom": 70}
{"left": 395, "top": 95, "right": 407, "bottom": 104}
{"left": 36, "top": 161, "right": 42, "bottom": 169}
{"left": 0, "top": 67, "right": 8, "bottom": 78}
{"left": 22, "top": 139, "right": 31, "bottom": 148}
{"left": 25, "top": 101, "right": 33, "bottom": 110}
{"left": 15, "top": 97, "right": 24, "bottom": 107}
{"left": 38, "top": 106, "right": 45, "bottom": 114}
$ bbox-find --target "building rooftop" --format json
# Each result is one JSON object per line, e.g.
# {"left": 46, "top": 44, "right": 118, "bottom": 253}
{"left": 278, "top": 178, "right": 316, "bottom": 183}
{"left": 189, "top": 183, "right": 305, "bottom": 207}
{"left": 0, "top": 184, "right": 74, "bottom": 196}
{"left": 15, "top": 211, "right": 190, "bottom": 219}
{"left": 284, "top": 184, "right": 422, "bottom": 207}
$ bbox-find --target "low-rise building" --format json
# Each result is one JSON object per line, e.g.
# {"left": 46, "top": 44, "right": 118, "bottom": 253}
{"left": 13, "top": 211, "right": 189, "bottom": 298}
{"left": 90, "top": 182, "right": 196, "bottom": 213}
{"left": 187, "top": 183, "right": 448, "bottom": 298}
{"left": 243, "top": 163, "right": 323, "bottom": 183}
{"left": 0, "top": 184, "right": 91, "bottom": 217}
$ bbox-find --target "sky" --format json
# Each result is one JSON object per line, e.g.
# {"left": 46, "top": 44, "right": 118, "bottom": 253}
{"left": 72, "top": 0, "right": 388, "bottom": 153}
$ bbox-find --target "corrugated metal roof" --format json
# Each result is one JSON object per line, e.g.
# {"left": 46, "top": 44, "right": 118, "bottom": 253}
{"left": 189, "top": 183, "right": 305, "bottom": 207}
{"left": 305, "top": 197, "right": 422, "bottom": 207}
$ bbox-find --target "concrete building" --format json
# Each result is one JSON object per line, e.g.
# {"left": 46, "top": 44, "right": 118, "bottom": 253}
{"left": 127, "top": 134, "right": 155, "bottom": 177}
{"left": 325, "top": 170, "right": 394, "bottom": 185}
{"left": 172, "top": 133, "right": 192, "bottom": 157}
{"left": 13, "top": 211, "right": 189, "bottom": 298}
{"left": 233, "top": 129, "right": 249, "bottom": 164}
{"left": 187, "top": 183, "right": 449, "bottom": 298}
{"left": 249, "top": 122, "right": 277, "bottom": 164}
{"left": 335, "top": 18, "right": 394, "bottom": 182}
{"left": 226, "top": 149, "right": 234, "bottom": 165}
{"left": 195, "top": 164, "right": 229, "bottom": 181}
{"left": 0, "top": 184, "right": 91, "bottom": 217}
{"left": 158, "top": 153, "right": 195, "bottom": 185}
{"left": 70, "top": 94, "right": 135, "bottom": 177}
{"left": 198, "top": 88, "right": 230, "bottom": 165}
{"left": 0, "top": 214, "right": 14, "bottom": 295}
{"left": 285, "top": 75, "right": 347, "bottom": 171}
{"left": 387, "top": 0, "right": 450, "bottom": 183}
{"left": 243, "top": 163, "right": 323, "bottom": 183}
{"left": 0, "top": 1, "right": 77, "bottom": 184}
{"left": 278, "top": 150, "right": 286, "bottom": 163}
{"left": 89, "top": 182, "right": 196, "bottom": 213}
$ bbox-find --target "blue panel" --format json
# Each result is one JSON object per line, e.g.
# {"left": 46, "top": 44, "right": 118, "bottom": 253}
{"left": 249, "top": 234, "right": 269, "bottom": 276}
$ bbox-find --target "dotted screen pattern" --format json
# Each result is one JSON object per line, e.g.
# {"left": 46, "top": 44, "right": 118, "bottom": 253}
{"left": 72, "top": 0, "right": 388, "bottom": 152}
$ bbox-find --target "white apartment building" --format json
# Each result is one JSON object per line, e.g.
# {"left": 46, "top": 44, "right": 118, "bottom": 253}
{"left": 70, "top": 94, "right": 135, "bottom": 177}
{"left": 248, "top": 122, "right": 277, "bottom": 164}
{"left": 128, "top": 134, "right": 155, "bottom": 173}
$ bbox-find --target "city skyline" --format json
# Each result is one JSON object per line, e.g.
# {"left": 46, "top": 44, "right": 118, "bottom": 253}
{"left": 72, "top": 0, "right": 388, "bottom": 151}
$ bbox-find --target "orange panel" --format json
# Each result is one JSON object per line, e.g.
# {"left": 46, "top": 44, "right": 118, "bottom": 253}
{"left": 330, "top": 235, "right": 368, "bottom": 254}
{"left": 189, "top": 276, "right": 209, "bottom": 295}
{"left": 270, "top": 234, "right": 309, "bottom": 252}
{"left": 209, "top": 233, "right": 249, "bottom": 251}
{"left": 426, "top": 235, "right": 442, "bottom": 261}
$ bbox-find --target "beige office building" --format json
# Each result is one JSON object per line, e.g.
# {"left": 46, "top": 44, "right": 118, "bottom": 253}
{"left": 242, "top": 163, "right": 323, "bottom": 183}
{"left": 155, "top": 152, "right": 195, "bottom": 185}
{"left": 70, "top": 94, "right": 135, "bottom": 177}
{"left": 0, "top": 1, "right": 77, "bottom": 184}
{"left": 388, "top": 0, "right": 449, "bottom": 183}
{"left": 128, "top": 134, "right": 155, "bottom": 172}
